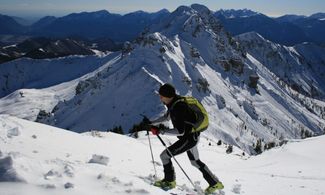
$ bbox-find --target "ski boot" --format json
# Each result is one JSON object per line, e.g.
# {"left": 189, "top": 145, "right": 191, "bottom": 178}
{"left": 153, "top": 179, "right": 176, "bottom": 190}
{"left": 205, "top": 181, "right": 224, "bottom": 194}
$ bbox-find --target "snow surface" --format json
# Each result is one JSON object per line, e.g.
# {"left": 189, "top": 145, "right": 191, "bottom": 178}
{"left": 0, "top": 4, "right": 324, "bottom": 156}
{"left": 236, "top": 32, "right": 325, "bottom": 99}
{"left": 0, "top": 4, "right": 325, "bottom": 195}
{"left": 0, "top": 114, "right": 324, "bottom": 195}
{"left": 0, "top": 53, "right": 121, "bottom": 121}
{"left": 0, "top": 53, "right": 120, "bottom": 98}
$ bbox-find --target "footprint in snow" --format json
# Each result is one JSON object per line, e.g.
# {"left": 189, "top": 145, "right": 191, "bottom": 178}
{"left": 7, "top": 127, "right": 20, "bottom": 138}
{"left": 137, "top": 174, "right": 156, "bottom": 184}
{"left": 40, "top": 184, "right": 56, "bottom": 189}
{"left": 64, "top": 182, "right": 74, "bottom": 189}
{"left": 44, "top": 169, "right": 62, "bottom": 180}
{"left": 88, "top": 154, "right": 109, "bottom": 166}
{"left": 44, "top": 164, "right": 74, "bottom": 180}
{"left": 64, "top": 164, "right": 75, "bottom": 177}
{"left": 231, "top": 184, "right": 242, "bottom": 194}
{"left": 125, "top": 188, "right": 149, "bottom": 194}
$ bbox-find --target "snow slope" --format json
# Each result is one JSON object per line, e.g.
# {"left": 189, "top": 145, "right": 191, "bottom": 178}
{"left": 0, "top": 53, "right": 119, "bottom": 98}
{"left": 236, "top": 32, "right": 325, "bottom": 100}
{"left": 0, "top": 52, "right": 121, "bottom": 121}
{"left": 37, "top": 4, "right": 324, "bottom": 154}
{"left": 0, "top": 115, "right": 324, "bottom": 195}
{"left": 0, "top": 4, "right": 324, "bottom": 155}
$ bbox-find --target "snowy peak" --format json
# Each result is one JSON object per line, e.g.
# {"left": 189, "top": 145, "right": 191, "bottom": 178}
{"left": 190, "top": 4, "right": 212, "bottom": 15}
{"left": 147, "top": 4, "right": 246, "bottom": 74}
{"left": 215, "top": 9, "right": 260, "bottom": 18}
{"left": 150, "top": 4, "right": 224, "bottom": 37}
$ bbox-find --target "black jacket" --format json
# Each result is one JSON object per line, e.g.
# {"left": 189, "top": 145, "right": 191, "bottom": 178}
{"left": 166, "top": 95, "right": 197, "bottom": 137}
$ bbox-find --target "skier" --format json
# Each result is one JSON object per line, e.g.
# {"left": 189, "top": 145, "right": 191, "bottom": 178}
{"left": 146, "top": 83, "right": 224, "bottom": 194}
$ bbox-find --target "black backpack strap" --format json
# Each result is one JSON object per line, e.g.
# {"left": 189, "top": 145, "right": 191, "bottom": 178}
{"left": 167, "top": 97, "right": 185, "bottom": 116}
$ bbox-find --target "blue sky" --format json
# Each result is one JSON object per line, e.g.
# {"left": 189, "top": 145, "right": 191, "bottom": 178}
{"left": 1, "top": 0, "right": 325, "bottom": 18}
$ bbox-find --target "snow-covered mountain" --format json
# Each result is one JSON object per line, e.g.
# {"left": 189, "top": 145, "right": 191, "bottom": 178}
{"left": 1, "top": 114, "right": 325, "bottom": 195}
{"left": 25, "top": 9, "right": 170, "bottom": 42}
{"left": 3, "top": 37, "right": 95, "bottom": 61}
{"left": 214, "top": 9, "right": 260, "bottom": 19}
{"left": 236, "top": 32, "right": 325, "bottom": 100}
{"left": 0, "top": 53, "right": 119, "bottom": 98}
{"left": 215, "top": 12, "right": 309, "bottom": 46}
{"left": 0, "top": 36, "right": 121, "bottom": 64}
{"left": 1, "top": 4, "right": 325, "bottom": 155}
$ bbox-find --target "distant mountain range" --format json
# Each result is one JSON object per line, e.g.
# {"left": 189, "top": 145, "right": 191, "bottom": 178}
{"left": 0, "top": 9, "right": 170, "bottom": 44}
{"left": 1, "top": 8, "right": 324, "bottom": 47}
{"left": 214, "top": 8, "right": 260, "bottom": 18}
{"left": 0, "top": 10, "right": 169, "bottom": 63}
{"left": 0, "top": 36, "right": 123, "bottom": 64}
{"left": 214, "top": 9, "right": 325, "bottom": 46}
{"left": 0, "top": 14, "right": 25, "bottom": 35}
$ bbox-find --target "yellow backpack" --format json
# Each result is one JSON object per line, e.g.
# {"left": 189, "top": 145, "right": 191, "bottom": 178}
{"left": 171, "top": 96, "right": 209, "bottom": 132}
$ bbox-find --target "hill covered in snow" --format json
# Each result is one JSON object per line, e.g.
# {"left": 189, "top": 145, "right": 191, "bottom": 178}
{"left": 1, "top": 114, "right": 324, "bottom": 195}
{"left": 236, "top": 32, "right": 325, "bottom": 100}
{"left": 0, "top": 4, "right": 324, "bottom": 156}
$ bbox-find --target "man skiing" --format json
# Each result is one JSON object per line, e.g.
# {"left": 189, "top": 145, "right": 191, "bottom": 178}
{"left": 146, "top": 83, "right": 224, "bottom": 194}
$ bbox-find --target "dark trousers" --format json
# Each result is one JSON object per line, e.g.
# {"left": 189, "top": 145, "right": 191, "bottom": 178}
{"left": 160, "top": 133, "right": 219, "bottom": 186}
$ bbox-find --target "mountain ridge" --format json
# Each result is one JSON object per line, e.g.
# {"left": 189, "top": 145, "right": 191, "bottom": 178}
{"left": 32, "top": 5, "right": 325, "bottom": 154}
{"left": 1, "top": 8, "right": 324, "bottom": 46}
{"left": 236, "top": 31, "right": 325, "bottom": 100}
{"left": 0, "top": 4, "right": 324, "bottom": 155}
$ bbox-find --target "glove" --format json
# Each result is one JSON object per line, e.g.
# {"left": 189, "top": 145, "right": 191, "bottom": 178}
{"left": 142, "top": 116, "right": 151, "bottom": 125}
{"left": 150, "top": 126, "right": 160, "bottom": 135}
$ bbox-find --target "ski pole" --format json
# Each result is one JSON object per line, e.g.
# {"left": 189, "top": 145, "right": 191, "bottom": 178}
{"left": 147, "top": 130, "right": 157, "bottom": 180}
{"left": 156, "top": 134, "right": 198, "bottom": 191}
{"left": 140, "top": 114, "right": 157, "bottom": 179}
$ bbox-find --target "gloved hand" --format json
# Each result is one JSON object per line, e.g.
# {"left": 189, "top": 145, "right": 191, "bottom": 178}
{"left": 142, "top": 116, "right": 151, "bottom": 125}
{"left": 150, "top": 126, "right": 160, "bottom": 135}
